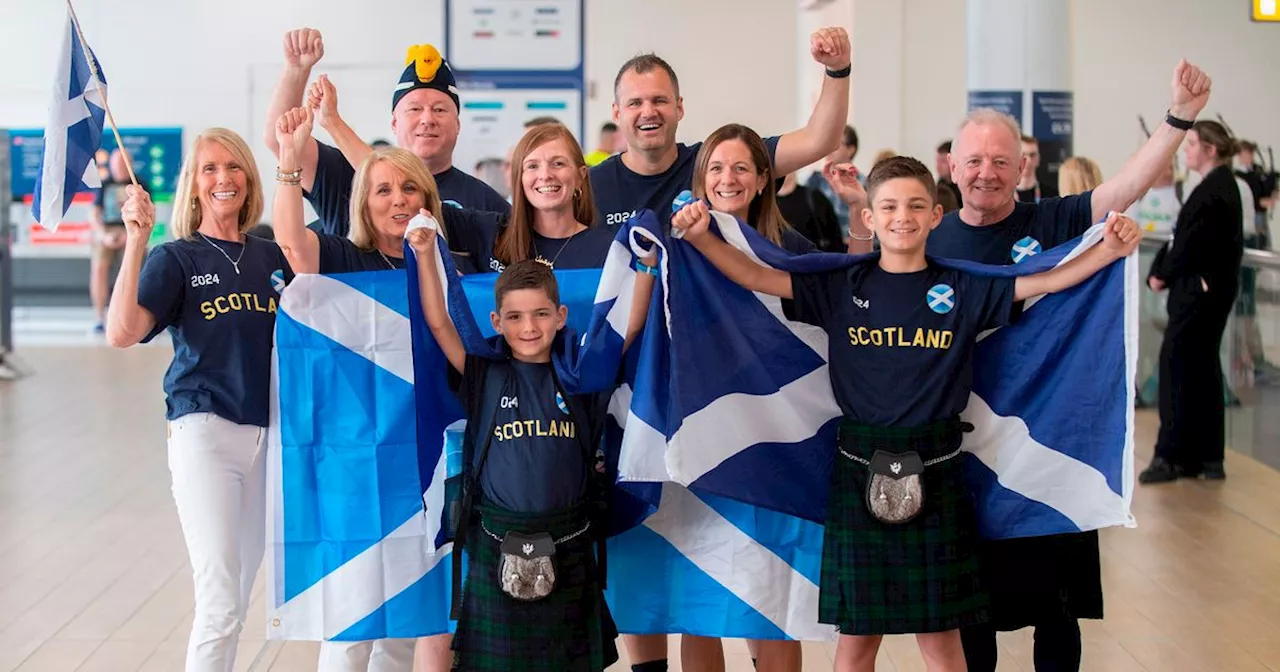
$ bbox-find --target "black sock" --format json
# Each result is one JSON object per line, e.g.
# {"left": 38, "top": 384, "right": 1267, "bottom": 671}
{"left": 632, "top": 660, "right": 668, "bottom": 672}
{"left": 960, "top": 623, "right": 998, "bottom": 672}
{"left": 1033, "top": 618, "right": 1082, "bottom": 672}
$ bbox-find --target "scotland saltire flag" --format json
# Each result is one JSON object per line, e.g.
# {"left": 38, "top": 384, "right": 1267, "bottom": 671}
{"left": 267, "top": 272, "right": 453, "bottom": 641}
{"left": 630, "top": 210, "right": 1137, "bottom": 541}
{"left": 410, "top": 216, "right": 839, "bottom": 641}
{"left": 33, "top": 13, "right": 109, "bottom": 230}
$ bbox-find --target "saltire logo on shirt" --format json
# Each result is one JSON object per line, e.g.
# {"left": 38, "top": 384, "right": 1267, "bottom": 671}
{"left": 927, "top": 283, "right": 955, "bottom": 314}
{"left": 1011, "top": 236, "right": 1042, "bottom": 263}
{"left": 555, "top": 391, "right": 570, "bottom": 415}
{"left": 443, "top": 199, "right": 463, "bottom": 209}
{"left": 270, "top": 269, "right": 286, "bottom": 294}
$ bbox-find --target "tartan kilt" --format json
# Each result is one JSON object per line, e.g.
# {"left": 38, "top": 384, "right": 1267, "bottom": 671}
{"left": 819, "top": 418, "right": 989, "bottom": 635}
{"left": 452, "top": 501, "right": 618, "bottom": 672}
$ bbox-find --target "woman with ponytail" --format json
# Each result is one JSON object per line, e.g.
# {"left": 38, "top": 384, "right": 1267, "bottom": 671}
{"left": 1141, "top": 120, "right": 1244, "bottom": 484}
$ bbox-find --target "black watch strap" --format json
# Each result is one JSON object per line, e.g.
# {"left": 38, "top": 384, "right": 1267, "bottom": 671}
{"left": 1165, "top": 110, "right": 1194, "bottom": 131}
{"left": 825, "top": 64, "right": 851, "bottom": 79}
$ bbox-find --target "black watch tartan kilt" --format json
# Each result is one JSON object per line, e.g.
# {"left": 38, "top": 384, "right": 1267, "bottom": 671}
{"left": 452, "top": 501, "right": 618, "bottom": 672}
{"left": 819, "top": 418, "right": 989, "bottom": 635}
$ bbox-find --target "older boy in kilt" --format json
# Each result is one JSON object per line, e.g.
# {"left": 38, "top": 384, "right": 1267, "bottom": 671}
{"left": 671, "top": 156, "right": 1140, "bottom": 672}
{"left": 407, "top": 222, "right": 657, "bottom": 671}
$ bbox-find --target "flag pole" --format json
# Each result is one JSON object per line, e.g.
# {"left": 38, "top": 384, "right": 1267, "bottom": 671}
{"left": 65, "top": 0, "right": 139, "bottom": 188}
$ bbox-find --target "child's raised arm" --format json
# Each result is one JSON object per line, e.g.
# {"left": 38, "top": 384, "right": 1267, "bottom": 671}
{"left": 671, "top": 200, "right": 794, "bottom": 299}
{"left": 623, "top": 247, "right": 659, "bottom": 353}
{"left": 407, "top": 217, "right": 467, "bottom": 373}
{"left": 1014, "top": 212, "right": 1142, "bottom": 302}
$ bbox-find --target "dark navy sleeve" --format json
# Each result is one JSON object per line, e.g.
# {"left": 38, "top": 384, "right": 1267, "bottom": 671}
{"left": 442, "top": 208, "right": 503, "bottom": 273}
{"left": 781, "top": 228, "right": 817, "bottom": 255}
{"left": 787, "top": 269, "right": 845, "bottom": 328}
{"left": 136, "top": 244, "right": 187, "bottom": 342}
{"left": 478, "top": 184, "right": 512, "bottom": 216}
{"left": 303, "top": 141, "right": 356, "bottom": 237}
{"left": 315, "top": 233, "right": 361, "bottom": 274}
{"left": 961, "top": 273, "right": 1015, "bottom": 332}
{"left": 1036, "top": 191, "right": 1095, "bottom": 248}
{"left": 764, "top": 136, "right": 781, "bottom": 167}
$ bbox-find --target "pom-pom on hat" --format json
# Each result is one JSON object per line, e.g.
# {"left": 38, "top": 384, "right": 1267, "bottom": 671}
{"left": 392, "top": 44, "right": 460, "bottom": 113}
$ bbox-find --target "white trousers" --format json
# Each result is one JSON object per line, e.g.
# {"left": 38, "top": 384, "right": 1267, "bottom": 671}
{"left": 168, "top": 413, "right": 267, "bottom": 672}
{"left": 318, "top": 638, "right": 417, "bottom": 672}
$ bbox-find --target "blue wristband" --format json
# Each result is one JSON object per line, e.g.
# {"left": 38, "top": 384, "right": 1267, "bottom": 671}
{"left": 634, "top": 259, "right": 660, "bottom": 276}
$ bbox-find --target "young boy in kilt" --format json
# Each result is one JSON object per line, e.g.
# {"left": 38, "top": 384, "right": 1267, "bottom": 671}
{"left": 670, "top": 156, "right": 1140, "bottom": 672}
{"left": 407, "top": 223, "right": 657, "bottom": 671}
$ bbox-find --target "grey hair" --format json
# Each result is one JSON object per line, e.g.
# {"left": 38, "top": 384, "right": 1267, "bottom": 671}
{"left": 956, "top": 109, "right": 1023, "bottom": 156}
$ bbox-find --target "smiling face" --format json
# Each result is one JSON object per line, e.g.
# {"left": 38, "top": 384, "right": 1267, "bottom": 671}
{"left": 392, "top": 88, "right": 460, "bottom": 164}
{"left": 863, "top": 176, "right": 943, "bottom": 256}
{"left": 491, "top": 288, "right": 567, "bottom": 362}
{"left": 951, "top": 122, "right": 1025, "bottom": 216}
{"left": 612, "top": 68, "right": 683, "bottom": 155}
{"left": 701, "top": 138, "right": 767, "bottom": 221}
{"left": 364, "top": 160, "right": 427, "bottom": 240}
{"left": 520, "top": 138, "right": 585, "bottom": 214}
{"left": 194, "top": 140, "right": 248, "bottom": 222}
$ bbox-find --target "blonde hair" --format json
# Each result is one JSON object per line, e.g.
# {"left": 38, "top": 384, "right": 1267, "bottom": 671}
{"left": 171, "top": 128, "right": 264, "bottom": 239}
{"left": 1058, "top": 156, "right": 1104, "bottom": 197}
{"left": 872, "top": 149, "right": 897, "bottom": 168}
{"left": 692, "top": 124, "right": 790, "bottom": 246}
{"left": 498, "top": 123, "right": 595, "bottom": 265}
{"left": 349, "top": 147, "right": 444, "bottom": 251}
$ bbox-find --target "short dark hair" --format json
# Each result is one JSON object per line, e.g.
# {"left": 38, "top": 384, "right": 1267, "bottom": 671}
{"left": 614, "top": 53, "right": 680, "bottom": 99}
{"left": 370, "top": 138, "right": 392, "bottom": 148}
{"left": 601, "top": 122, "right": 618, "bottom": 133}
{"left": 936, "top": 140, "right": 952, "bottom": 153}
{"left": 864, "top": 156, "right": 937, "bottom": 204}
{"left": 1021, "top": 135, "right": 1038, "bottom": 145}
{"left": 524, "top": 116, "right": 560, "bottom": 129}
{"left": 494, "top": 259, "right": 560, "bottom": 309}
{"left": 843, "top": 125, "right": 859, "bottom": 149}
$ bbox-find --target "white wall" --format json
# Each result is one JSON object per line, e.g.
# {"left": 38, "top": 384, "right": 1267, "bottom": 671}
{"left": 842, "top": 0, "right": 1280, "bottom": 181}
{"left": 583, "top": 0, "right": 798, "bottom": 147}
{"left": 2, "top": 0, "right": 1278, "bottom": 203}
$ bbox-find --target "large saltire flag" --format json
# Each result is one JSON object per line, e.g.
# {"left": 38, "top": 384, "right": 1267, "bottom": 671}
{"left": 266, "top": 271, "right": 454, "bottom": 641}
{"left": 620, "top": 210, "right": 1138, "bottom": 541}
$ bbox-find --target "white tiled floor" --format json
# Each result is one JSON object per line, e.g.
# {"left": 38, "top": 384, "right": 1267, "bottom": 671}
{"left": 3, "top": 345, "right": 1280, "bottom": 671}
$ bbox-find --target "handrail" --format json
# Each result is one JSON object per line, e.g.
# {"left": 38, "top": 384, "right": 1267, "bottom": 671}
{"left": 1139, "top": 233, "right": 1280, "bottom": 271}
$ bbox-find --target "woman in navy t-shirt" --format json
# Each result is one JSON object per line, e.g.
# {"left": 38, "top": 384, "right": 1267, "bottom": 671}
{"left": 448, "top": 123, "right": 616, "bottom": 274}
{"left": 105, "top": 128, "right": 292, "bottom": 671}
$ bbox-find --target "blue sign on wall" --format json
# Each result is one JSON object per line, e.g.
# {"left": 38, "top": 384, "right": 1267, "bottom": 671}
{"left": 9, "top": 127, "right": 183, "bottom": 200}
{"left": 967, "top": 90, "right": 1024, "bottom": 129}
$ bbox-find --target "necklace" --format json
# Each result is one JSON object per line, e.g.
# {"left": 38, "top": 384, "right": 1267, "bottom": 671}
{"left": 198, "top": 232, "right": 246, "bottom": 274}
{"left": 534, "top": 227, "right": 584, "bottom": 269}
{"left": 376, "top": 249, "right": 398, "bottom": 270}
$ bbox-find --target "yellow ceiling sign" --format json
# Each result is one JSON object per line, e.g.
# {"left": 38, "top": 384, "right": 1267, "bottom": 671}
{"left": 1256, "top": 0, "right": 1280, "bottom": 21}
